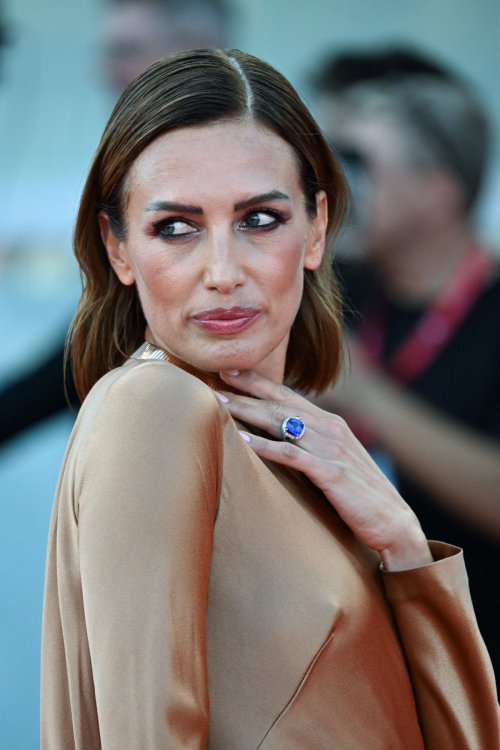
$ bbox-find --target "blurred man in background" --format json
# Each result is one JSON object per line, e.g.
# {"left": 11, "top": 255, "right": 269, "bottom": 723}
{"left": 0, "top": 0, "right": 231, "bottom": 446}
{"left": 101, "top": 0, "right": 230, "bottom": 93}
{"left": 314, "top": 47, "right": 500, "bottom": 685}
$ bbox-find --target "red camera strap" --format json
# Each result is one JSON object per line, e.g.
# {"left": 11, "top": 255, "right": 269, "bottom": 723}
{"left": 355, "top": 244, "right": 496, "bottom": 385}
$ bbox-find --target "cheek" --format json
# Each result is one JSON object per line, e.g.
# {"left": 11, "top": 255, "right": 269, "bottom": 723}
{"left": 129, "top": 242, "right": 194, "bottom": 318}
{"left": 258, "top": 233, "right": 306, "bottom": 311}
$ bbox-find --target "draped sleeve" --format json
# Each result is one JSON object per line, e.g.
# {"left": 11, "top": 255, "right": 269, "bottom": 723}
{"left": 41, "top": 361, "right": 224, "bottom": 750}
{"left": 381, "top": 541, "right": 500, "bottom": 749}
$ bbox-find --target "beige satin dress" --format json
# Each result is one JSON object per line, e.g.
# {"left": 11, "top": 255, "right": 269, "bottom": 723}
{"left": 41, "top": 342, "right": 500, "bottom": 749}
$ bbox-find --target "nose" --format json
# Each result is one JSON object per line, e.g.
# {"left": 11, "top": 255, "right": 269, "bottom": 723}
{"left": 202, "top": 231, "right": 246, "bottom": 295}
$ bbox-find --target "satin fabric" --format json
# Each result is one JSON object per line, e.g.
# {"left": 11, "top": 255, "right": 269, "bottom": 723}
{"left": 41, "top": 345, "right": 500, "bottom": 748}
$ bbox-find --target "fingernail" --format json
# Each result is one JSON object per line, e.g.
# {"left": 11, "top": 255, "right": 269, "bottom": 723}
{"left": 222, "top": 370, "right": 240, "bottom": 377}
{"left": 238, "top": 430, "right": 251, "bottom": 443}
{"left": 214, "top": 391, "right": 229, "bottom": 403}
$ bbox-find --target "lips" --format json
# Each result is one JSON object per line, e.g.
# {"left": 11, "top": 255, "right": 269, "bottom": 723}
{"left": 193, "top": 306, "right": 260, "bottom": 334}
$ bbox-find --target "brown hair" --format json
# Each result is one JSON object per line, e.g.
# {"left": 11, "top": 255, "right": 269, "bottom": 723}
{"left": 70, "top": 48, "right": 349, "bottom": 401}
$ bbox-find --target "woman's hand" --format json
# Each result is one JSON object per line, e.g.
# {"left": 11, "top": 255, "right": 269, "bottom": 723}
{"left": 217, "top": 370, "right": 433, "bottom": 572}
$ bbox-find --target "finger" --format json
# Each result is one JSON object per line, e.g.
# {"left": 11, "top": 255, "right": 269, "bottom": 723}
{"left": 216, "top": 390, "right": 366, "bottom": 465}
{"left": 239, "top": 430, "right": 399, "bottom": 530}
{"left": 238, "top": 430, "right": 323, "bottom": 477}
{"left": 219, "top": 370, "right": 323, "bottom": 418}
{"left": 217, "top": 390, "right": 316, "bottom": 442}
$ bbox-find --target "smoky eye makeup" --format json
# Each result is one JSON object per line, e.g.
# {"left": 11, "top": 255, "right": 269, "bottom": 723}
{"left": 239, "top": 208, "right": 289, "bottom": 230}
{"left": 147, "top": 217, "right": 199, "bottom": 240}
{"left": 147, "top": 207, "right": 290, "bottom": 241}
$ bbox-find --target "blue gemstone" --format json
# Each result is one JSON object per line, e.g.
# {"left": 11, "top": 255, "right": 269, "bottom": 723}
{"left": 286, "top": 417, "right": 304, "bottom": 438}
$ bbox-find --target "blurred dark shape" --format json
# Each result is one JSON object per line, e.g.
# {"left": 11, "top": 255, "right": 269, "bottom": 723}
{"left": 0, "top": 345, "right": 79, "bottom": 444}
{"left": 314, "top": 45, "right": 500, "bottom": 686}
{"left": 0, "top": 10, "right": 8, "bottom": 48}
{"left": 0, "top": 0, "right": 10, "bottom": 73}
{"left": 0, "top": 0, "right": 232, "bottom": 447}
{"left": 311, "top": 46, "right": 459, "bottom": 93}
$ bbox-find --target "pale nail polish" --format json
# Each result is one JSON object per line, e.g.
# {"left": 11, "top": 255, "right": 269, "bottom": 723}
{"left": 214, "top": 391, "right": 229, "bottom": 403}
{"left": 238, "top": 431, "right": 251, "bottom": 443}
{"left": 222, "top": 370, "right": 240, "bottom": 377}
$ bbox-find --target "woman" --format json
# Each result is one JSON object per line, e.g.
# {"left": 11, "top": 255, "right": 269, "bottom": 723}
{"left": 41, "top": 49, "right": 499, "bottom": 748}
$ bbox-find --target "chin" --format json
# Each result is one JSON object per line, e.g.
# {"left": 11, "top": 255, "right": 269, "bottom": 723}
{"left": 187, "top": 337, "right": 276, "bottom": 374}
{"left": 200, "top": 350, "right": 266, "bottom": 374}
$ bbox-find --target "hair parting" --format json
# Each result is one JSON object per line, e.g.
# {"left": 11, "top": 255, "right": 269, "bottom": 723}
{"left": 225, "top": 52, "right": 254, "bottom": 114}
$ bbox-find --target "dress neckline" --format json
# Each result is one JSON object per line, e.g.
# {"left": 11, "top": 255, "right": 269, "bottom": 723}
{"left": 131, "top": 339, "right": 247, "bottom": 396}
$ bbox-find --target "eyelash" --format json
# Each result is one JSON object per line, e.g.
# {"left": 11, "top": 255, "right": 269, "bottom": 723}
{"left": 150, "top": 208, "right": 288, "bottom": 240}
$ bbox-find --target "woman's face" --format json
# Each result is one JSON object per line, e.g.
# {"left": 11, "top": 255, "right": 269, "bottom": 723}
{"left": 100, "top": 119, "right": 327, "bottom": 380}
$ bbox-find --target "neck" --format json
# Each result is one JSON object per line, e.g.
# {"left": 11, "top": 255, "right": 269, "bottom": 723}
{"left": 375, "top": 221, "right": 474, "bottom": 306}
{"left": 144, "top": 326, "right": 289, "bottom": 388}
{"left": 250, "top": 334, "right": 288, "bottom": 384}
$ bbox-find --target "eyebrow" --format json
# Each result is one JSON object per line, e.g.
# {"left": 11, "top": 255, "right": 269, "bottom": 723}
{"left": 144, "top": 200, "right": 203, "bottom": 215}
{"left": 144, "top": 190, "right": 290, "bottom": 215}
{"left": 234, "top": 190, "right": 290, "bottom": 211}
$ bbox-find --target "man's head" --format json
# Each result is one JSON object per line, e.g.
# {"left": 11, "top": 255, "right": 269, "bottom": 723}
{"left": 101, "top": 0, "right": 231, "bottom": 92}
{"left": 314, "top": 48, "right": 490, "bottom": 259}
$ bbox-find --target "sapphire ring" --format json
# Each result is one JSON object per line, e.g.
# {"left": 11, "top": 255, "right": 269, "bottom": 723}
{"left": 281, "top": 416, "right": 306, "bottom": 443}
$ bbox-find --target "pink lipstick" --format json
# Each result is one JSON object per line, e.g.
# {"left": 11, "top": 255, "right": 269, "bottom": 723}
{"left": 193, "top": 306, "right": 260, "bottom": 334}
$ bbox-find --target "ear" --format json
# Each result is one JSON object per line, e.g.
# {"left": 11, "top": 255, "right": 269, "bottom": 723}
{"left": 98, "top": 211, "right": 136, "bottom": 286}
{"left": 303, "top": 190, "right": 328, "bottom": 271}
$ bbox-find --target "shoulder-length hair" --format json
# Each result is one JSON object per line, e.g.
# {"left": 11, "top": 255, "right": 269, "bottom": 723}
{"left": 69, "top": 48, "right": 349, "bottom": 401}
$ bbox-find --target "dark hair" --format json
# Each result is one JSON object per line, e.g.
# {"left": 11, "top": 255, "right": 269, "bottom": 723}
{"left": 312, "top": 46, "right": 458, "bottom": 94}
{"left": 70, "top": 48, "right": 349, "bottom": 400}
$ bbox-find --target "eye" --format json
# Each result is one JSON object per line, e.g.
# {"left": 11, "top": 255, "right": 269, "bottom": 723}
{"left": 152, "top": 218, "right": 198, "bottom": 239}
{"left": 240, "top": 210, "right": 282, "bottom": 230}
